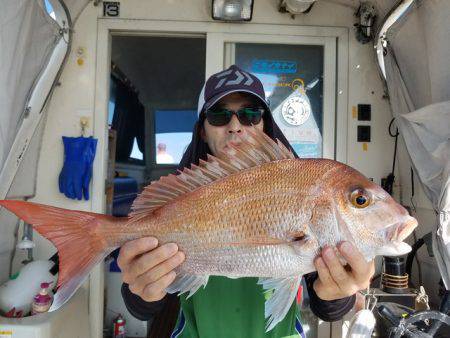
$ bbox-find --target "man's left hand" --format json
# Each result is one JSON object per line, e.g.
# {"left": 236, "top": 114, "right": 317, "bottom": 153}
{"left": 313, "top": 241, "right": 375, "bottom": 301}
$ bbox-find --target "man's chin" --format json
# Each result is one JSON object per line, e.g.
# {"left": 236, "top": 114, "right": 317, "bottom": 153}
{"left": 219, "top": 145, "right": 236, "bottom": 157}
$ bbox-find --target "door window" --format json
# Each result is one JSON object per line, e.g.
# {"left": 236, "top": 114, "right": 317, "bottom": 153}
{"left": 232, "top": 43, "right": 324, "bottom": 158}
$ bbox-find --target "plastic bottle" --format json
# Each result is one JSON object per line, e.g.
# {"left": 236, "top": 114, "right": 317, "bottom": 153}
{"left": 0, "top": 260, "right": 57, "bottom": 315}
{"left": 31, "top": 282, "right": 53, "bottom": 315}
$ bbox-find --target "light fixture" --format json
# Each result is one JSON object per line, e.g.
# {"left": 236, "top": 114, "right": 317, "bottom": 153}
{"left": 279, "top": 0, "right": 316, "bottom": 15}
{"left": 354, "top": 1, "right": 377, "bottom": 44}
{"left": 212, "top": 0, "right": 254, "bottom": 21}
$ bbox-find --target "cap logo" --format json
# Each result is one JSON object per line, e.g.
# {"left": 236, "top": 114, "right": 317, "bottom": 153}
{"left": 214, "top": 69, "right": 254, "bottom": 89}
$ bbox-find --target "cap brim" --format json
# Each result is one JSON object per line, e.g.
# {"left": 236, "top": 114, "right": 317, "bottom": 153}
{"left": 200, "top": 89, "right": 270, "bottom": 115}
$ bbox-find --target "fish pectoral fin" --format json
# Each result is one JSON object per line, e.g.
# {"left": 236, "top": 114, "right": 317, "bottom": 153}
{"left": 258, "top": 276, "right": 301, "bottom": 332}
{"left": 166, "top": 274, "right": 209, "bottom": 299}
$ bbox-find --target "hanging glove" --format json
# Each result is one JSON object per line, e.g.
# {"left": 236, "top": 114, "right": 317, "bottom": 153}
{"left": 58, "top": 136, "right": 98, "bottom": 200}
{"left": 82, "top": 137, "right": 98, "bottom": 200}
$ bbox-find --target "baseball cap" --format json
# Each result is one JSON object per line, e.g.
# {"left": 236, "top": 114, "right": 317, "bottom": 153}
{"left": 197, "top": 65, "right": 269, "bottom": 116}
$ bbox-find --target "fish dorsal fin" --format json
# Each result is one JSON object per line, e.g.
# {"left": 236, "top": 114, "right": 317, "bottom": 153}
{"left": 130, "top": 128, "right": 295, "bottom": 217}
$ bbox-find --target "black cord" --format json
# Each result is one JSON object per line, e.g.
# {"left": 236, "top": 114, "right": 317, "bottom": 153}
{"left": 389, "top": 118, "right": 399, "bottom": 174}
{"left": 382, "top": 118, "right": 399, "bottom": 195}
{"left": 410, "top": 168, "right": 417, "bottom": 211}
{"left": 388, "top": 118, "right": 399, "bottom": 137}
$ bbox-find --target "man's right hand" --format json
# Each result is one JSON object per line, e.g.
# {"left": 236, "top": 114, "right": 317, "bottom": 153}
{"left": 117, "top": 237, "right": 185, "bottom": 302}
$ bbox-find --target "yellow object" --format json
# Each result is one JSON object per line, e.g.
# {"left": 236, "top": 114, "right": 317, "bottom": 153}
{"left": 291, "top": 78, "right": 305, "bottom": 91}
{"left": 352, "top": 106, "right": 357, "bottom": 119}
{"left": 363, "top": 143, "right": 368, "bottom": 151}
{"left": 77, "top": 58, "right": 84, "bottom": 66}
{"left": 80, "top": 117, "right": 89, "bottom": 135}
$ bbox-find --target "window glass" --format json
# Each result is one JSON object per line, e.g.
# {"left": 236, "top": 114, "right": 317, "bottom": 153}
{"left": 155, "top": 110, "right": 197, "bottom": 164}
{"left": 111, "top": 35, "right": 205, "bottom": 167}
{"left": 130, "top": 138, "right": 143, "bottom": 160}
{"left": 234, "top": 43, "right": 324, "bottom": 158}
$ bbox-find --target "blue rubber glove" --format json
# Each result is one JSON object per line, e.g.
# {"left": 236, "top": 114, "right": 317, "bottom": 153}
{"left": 58, "top": 136, "right": 98, "bottom": 200}
{"left": 82, "top": 137, "right": 97, "bottom": 200}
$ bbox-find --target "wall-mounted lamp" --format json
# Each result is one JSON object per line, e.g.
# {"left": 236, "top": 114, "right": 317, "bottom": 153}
{"left": 279, "top": 0, "right": 316, "bottom": 15}
{"left": 354, "top": 1, "right": 377, "bottom": 44}
{"left": 212, "top": 0, "right": 254, "bottom": 21}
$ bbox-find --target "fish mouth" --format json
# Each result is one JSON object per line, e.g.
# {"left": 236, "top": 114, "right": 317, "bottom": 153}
{"left": 377, "top": 217, "right": 417, "bottom": 256}
{"left": 387, "top": 216, "right": 418, "bottom": 242}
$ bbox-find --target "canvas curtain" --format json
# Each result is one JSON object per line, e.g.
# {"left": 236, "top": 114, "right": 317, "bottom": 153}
{"left": 0, "top": 0, "right": 89, "bottom": 283}
{"left": 383, "top": 0, "right": 450, "bottom": 289}
{"left": 111, "top": 78, "right": 146, "bottom": 162}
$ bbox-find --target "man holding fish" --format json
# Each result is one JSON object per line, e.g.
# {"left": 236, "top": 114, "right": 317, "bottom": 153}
{"left": 0, "top": 65, "right": 416, "bottom": 338}
{"left": 118, "top": 65, "right": 380, "bottom": 337}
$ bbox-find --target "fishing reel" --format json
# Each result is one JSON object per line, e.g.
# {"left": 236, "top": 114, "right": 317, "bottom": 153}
{"left": 375, "top": 302, "right": 450, "bottom": 337}
{"left": 352, "top": 290, "right": 450, "bottom": 337}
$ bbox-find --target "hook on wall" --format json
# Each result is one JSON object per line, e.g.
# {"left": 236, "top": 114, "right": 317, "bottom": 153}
{"left": 80, "top": 117, "right": 89, "bottom": 136}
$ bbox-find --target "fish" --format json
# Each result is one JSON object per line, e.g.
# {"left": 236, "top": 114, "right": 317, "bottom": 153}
{"left": 0, "top": 128, "right": 417, "bottom": 330}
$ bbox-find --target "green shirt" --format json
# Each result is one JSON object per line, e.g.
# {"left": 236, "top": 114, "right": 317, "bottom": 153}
{"left": 170, "top": 276, "right": 305, "bottom": 338}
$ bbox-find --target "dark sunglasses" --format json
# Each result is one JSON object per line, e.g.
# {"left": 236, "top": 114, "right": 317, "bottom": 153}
{"left": 205, "top": 107, "right": 265, "bottom": 126}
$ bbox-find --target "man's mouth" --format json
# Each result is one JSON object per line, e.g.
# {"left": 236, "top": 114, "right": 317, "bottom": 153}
{"left": 228, "top": 141, "right": 241, "bottom": 147}
{"left": 224, "top": 141, "right": 241, "bottom": 150}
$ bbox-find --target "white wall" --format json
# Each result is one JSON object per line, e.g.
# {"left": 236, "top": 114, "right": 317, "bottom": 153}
{"left": 24, "top": 0, "right": 440, "bottom": 335}
{"left": 29, "top": 5, "right": 99, "bottom": 262}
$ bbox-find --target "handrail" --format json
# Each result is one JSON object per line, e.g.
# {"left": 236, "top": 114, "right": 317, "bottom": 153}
{"left": 375, "top": 0, "right": 416, "bottom": 79}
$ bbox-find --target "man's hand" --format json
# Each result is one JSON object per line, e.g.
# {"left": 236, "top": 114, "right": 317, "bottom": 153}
{"left": 117, "top": 237, "right": 185, "bottom": 302}
{"left": 313, "top": 241, "right": 375, "bottom": 301}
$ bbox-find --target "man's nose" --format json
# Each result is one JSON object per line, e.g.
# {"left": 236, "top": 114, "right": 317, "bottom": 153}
{"left": 227, "top": 114, "right": 242, "bottom": 134}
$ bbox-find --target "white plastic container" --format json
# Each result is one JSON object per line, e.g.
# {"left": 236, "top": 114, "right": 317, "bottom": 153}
{"left": 0, "top": 260, "right": 57, "bottom": 316}
{"left": 0, "top": 287, "right": 89, "bottom": 338}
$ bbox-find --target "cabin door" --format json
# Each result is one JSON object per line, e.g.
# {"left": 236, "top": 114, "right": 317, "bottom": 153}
{"left": 205, "top": 32, "right": 341, "bottom": 338}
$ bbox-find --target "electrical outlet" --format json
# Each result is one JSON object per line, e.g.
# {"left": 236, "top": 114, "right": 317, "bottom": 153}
{"left": 357, "top": 125, "right": 371, "bottom": 142}
{"left": 357, "top": 104, "right": 371, "bottom": 121}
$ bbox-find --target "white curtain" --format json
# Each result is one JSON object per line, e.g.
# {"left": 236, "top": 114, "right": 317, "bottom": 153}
{"left": 383, "top": 0, "right": 450, "bottom": 289}
{"left": 0, "top": 0, "right": 89, "bottom": 283}
{"left": 0, "top": 0, "right": 59, "bottom": 171}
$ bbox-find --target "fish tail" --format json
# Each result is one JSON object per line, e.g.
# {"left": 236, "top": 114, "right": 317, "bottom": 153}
{"left": 0, "top": 199, "right": 125, "bottom": 311}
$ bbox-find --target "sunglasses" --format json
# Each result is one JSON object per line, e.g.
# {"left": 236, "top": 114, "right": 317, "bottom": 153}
{"left": 205, "top": 107, "right": 265, "bottom": 127}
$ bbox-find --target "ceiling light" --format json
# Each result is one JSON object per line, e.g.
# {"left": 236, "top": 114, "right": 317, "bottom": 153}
{"left": 279, "top": 0, "right": 316, "bottom": 15}
{"left": 212, "top": 0, "right": 254, "bottom": 21}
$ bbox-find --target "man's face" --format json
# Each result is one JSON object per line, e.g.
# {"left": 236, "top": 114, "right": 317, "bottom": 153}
{"left": 202, "top": 92, "right": 265, "bottom": 157}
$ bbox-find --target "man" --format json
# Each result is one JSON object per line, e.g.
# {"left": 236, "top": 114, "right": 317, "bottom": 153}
{"left": 157, "top": 143, "right": 174, "bottom": 164}
{"left": 118, "top": 65, "right": 374, "bottom": 337}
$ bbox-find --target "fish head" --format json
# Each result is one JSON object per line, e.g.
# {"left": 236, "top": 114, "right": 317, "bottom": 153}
{"left": 331, "top": 166, "right": 418, "bottom": 259}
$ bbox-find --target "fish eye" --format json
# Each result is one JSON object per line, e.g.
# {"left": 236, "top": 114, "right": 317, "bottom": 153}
{"left": 350, "top": 189, "right": 371, "bottom": 208}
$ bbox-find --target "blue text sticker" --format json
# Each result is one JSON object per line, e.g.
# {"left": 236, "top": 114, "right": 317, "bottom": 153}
{"left": 252, "top": 59, "right": 297, "bottom": 74}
